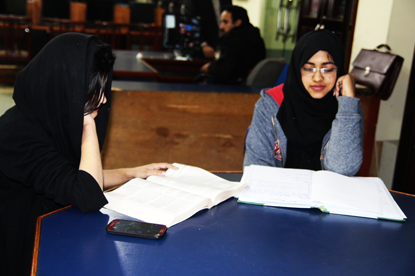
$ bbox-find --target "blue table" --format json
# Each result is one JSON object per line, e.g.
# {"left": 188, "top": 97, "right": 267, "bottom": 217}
{"left": 112, "top": 50, "right": 158, "bottom": 80}
{"left": 32, "top": 173, "right": 415, "bottom": 275}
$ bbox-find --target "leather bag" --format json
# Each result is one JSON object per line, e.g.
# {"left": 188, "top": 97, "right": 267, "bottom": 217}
{"left": 351, "top": 44, "right": 404, "bottom": 100}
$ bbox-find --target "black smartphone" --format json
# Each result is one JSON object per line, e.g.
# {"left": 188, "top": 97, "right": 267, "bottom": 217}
{"left": 106, "top": 219, "right": 167, "bottom": 239}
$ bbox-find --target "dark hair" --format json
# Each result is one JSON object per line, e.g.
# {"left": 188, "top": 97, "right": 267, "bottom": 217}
{"left": 84, "top": 47, "right": 115, "bottom": 115}
{"left": 222, "top": 5, "right": 250, "bottom": 28}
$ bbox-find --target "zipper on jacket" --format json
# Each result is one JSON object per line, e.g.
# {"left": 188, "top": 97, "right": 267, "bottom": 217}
{"left": 320, "top": 139, "right": 330, "bottom": 169}
{"left": 271, "top": 116, "right": 283, "bottom": 166}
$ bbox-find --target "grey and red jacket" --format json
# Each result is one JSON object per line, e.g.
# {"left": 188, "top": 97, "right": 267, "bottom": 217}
{"left": 243, "top": 84, "right": 364, "bottom": 176}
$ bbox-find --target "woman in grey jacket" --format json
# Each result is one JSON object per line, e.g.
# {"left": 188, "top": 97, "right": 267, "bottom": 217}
{"left": 244, "top": 29, "right": 363, "bottom": 176}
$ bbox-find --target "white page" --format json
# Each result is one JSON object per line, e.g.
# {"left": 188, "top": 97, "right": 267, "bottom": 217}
{"left": 237, "top": 165, "right": 313, "bottom": 205}
{"left": 147, "top": 163, "right": 246, "bottom": 204}
{"left": 359, "top": 177, "right": 406, "bottom": 220}
{"left": 320, "top": 205, "right": 378, "bottom": 219}
{"left": 312, "top": 171, "right": 381, "bottom": 215}
{"left": 104, "top": 178, "right": 211, "bottom": 227}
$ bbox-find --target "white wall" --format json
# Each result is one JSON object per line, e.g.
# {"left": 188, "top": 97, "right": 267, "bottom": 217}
{"left": 378, "top": 0, "right": 415, "bottom": 141}
{"left": 233, "top": 0, "right": 265, "bottom": 28}
{"left": 350, "top": 0, "right": 415, "bottom": 141}
{"left": 349, "top": 0, "right": 393, "bottom": 67}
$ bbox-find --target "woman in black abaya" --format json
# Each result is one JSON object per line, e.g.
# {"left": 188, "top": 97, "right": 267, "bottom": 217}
{"left": 0, "top": 33, "right": 175, "bottom": 275}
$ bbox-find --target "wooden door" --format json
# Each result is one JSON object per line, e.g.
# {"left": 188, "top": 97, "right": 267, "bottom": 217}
{"left": 392, "top": 45, "right": 415, "bottom": 194}
{"left": 296, "top": 0, "right": 358, "bottom": 67}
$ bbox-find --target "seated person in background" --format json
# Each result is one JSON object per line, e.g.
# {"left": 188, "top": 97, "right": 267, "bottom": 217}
{"left": 184, "top": 0, "right": 233, "bottom": 59}
{"left": 244, "top": 29, "right": 364, "bottom": 176}
{"left": 200, "top": 5, "right": 266, "bottom": 84}
{"left": 0, "top": 33, "right": 176, "bottom": 276}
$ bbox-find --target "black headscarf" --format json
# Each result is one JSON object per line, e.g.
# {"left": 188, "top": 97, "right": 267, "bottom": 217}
{"left": 12, "top": 33, "right": 113, "bottom": 167}
{"left": 0, "top": 33, "right": 113, "bottom": 276}
{"left": 277, "top": 29, "right": 345, "bottom": 170}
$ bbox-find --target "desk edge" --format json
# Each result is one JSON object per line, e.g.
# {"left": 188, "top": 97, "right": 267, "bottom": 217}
{"left": 31, "top": 205, "right": 72, "bottom": 276}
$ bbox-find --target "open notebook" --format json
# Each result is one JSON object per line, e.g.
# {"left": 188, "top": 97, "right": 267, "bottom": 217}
{"left": 103, "top": 163, "right": 247, "bottom": 227}
{"left": 237, "top": 165, "right": 406, "bottom": 221}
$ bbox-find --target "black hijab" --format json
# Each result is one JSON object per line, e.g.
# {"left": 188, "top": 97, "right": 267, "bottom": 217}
{"left": 277, "top": 29, "right": 345, "bottom": 170}
{"left": 12, "top": 33, "right": 113, "bottom": 167}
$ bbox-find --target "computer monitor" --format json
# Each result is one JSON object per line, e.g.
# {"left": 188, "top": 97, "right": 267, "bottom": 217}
{"left": 162, "top": 13, "right": 201, "bottom": 54}
{"left": 42, "top": 0, "right": 70, "bottom": 19}
{"left": 86, "top": 0, "right": 114, "bottom": 22}
{"left": 0, "top": 0, "right": 26, "bottom": 16}
{"left": 129, "top": 2, "right": 155, "bottom": 24}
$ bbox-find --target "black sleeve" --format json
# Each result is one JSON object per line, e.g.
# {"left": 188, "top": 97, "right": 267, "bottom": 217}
{"left": 0, "top": 121, "right": 108, "bottom": 213}
{"left": 208, "top": 35, "right": 244, "bottom": 80}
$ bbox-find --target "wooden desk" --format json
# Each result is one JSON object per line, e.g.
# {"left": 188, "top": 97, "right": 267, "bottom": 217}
{"left": 32, "top": 173, "right": 415, "bottom": 276}
{"left": 103, "top": 81, "right": 261, "bottom": 171}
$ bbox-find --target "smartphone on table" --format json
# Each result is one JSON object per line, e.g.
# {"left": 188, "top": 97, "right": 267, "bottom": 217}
{"left": 106, "top": 219, "right": 167, "bottom": 240}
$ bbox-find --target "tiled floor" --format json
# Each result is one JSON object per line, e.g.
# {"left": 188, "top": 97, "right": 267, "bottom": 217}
{"left": 0, "top": 84, "right": 14, "bottom": 116}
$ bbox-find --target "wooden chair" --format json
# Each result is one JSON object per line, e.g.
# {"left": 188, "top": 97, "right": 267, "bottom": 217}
{"left": 94, "top": 21, "right": 130, "bottom": 50}
{"left": 0, "top": 15, "right": 32, "bottom": 65}
{"left": 245, "top": 58, "right": 287, "bottom": 87}
{"left": 43, "top": 18, "right": 85, "bottom": 40}
{"left": 129, "top": 23, "right": 161, "bottom": 51}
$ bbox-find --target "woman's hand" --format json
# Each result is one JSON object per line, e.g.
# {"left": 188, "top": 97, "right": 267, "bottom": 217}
{"left": 128, "top": 163, "right": 179, "bottom": 179}
{"left": 333, "top": 73, "right": 355, "bottom": 98}
{"left": 103, "top": 163, "right": 179, "bottom": 189}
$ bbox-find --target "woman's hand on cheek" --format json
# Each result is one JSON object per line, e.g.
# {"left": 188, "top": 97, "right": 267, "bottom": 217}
{"left": 333, "top": 73, "right": 355, "bottom": 98}
{"left": 83, "top": 113, "right": 95, "bottom": 128}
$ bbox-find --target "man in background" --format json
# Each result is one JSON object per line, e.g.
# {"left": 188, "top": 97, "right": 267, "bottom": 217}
{"left": 199, "top": 5, "right": 266, "bottom": 84}
{"left": 184, "top": 0, "right": 232, "bottom": 59}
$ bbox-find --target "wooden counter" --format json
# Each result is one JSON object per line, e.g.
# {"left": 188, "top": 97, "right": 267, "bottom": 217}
{"left": 102, "top": 82, "right": 261, "bottom": 171}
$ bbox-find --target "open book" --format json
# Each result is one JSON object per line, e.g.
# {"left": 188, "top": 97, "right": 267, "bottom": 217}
{"left": 103, "top": 163, "right": 247, "bottom": 227}
{"left": 237, "top": 165, "right": 406, "bottom": 221}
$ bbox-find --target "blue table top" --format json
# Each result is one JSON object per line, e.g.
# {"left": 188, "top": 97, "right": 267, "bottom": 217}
{"left": 34, "top": 173, "right": 415, "bottom": 276}
{"left": 113, "top": 51, "right": 157, "bottom": 74}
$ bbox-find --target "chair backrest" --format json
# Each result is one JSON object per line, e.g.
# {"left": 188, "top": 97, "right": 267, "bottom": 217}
{"left": 44, "top": 18, "right": 85, "bottom": 41}
{"left": 245, "top": 58, "right": 286, "bottom": 87}
{"left": 0, "top": 15, "right": 32, "bottom": 65}
{"left": 129, "top": 24, "right": 160, "bottom": 51}
{"left": 94, "top": 22, "right": 133, "bottom": 50}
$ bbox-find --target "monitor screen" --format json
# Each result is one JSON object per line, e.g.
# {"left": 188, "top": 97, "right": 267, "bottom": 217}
{"left": 162, "top": 13, "right": 201, "bottom": 52}
{"left": 42, "top": 0, "right": 70, "bottom": 19}
{"left": 0, "top": 0, "right": 26, "bottom": 16}
{"left": 87, "top": 0, "right": 114, "bottom": 22}
{"left": 129, "top": 2, "right": 155, "bottom": 24}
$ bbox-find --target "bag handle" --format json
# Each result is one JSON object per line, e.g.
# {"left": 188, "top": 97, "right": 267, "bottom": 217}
{"left": 375, "top": 44, "right": 391, "bottom": 53}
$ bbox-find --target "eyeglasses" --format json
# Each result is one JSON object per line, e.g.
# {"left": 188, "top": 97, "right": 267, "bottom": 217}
{"left": 301, "top": 67, "right": 337, "bottom": 77}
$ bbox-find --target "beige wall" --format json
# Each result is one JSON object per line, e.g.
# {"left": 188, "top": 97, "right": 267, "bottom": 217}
{"left": 351, "top": 0, "right": 415, "bottom": 141}
{"left": 349, "top": 0, "right": 393, "bottom": 67}
{"left": 233, "top": 0, "right": 265, "bottom": 28}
